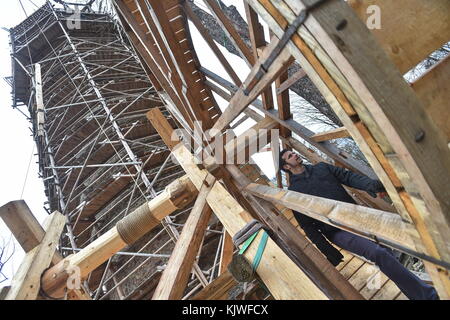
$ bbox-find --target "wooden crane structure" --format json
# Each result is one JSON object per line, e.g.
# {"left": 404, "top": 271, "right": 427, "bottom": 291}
{"left": 1, "top": 0, "right": 449, "bottom": 300}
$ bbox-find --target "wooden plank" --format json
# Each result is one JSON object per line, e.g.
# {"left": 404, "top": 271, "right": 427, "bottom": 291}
{"left": 336, "top": 250, "right": 354, "bottom": 272}
{"left": 359, "top": 270, "right": 389, "bottom": 300}
{"left": 184, "top": 2, "right": 242, "bottom": 87}
{"left": 140, "top": 0, "right": 215, "bottom": 130}
{"left": 221, "top": 117, "right": 277, "bottom": 165}
{"left": 146, "top": 108, "right": 180, "bottom": 149}
{"left": 276, "top": 68, "right": 306, "bottom": 94}
{"left": 244, "top": 183, "right": 423, "bottom": 255}
{"left": 276, "top": 69, "right": 291, "bottom": 139}
{"left": 311, "top": 127, "right": 350, "bottom": 142}
{"left": 211, "top": 36, "right": 293, "bottom": 133}
{"left": 6, "top": 212, "right": 66, "bottom": 300}
{"left": 348, "top": 262, "right": 378, "bottom": 291}
{"left": 191, "top": 270, "right": 237, "bottom": 300}
{"left": 395, "top": 292, "right": 409, "bottom": 300}
{"left": 339, "top": 256, "right": 365, "bottom": 280}
{"left": 203, "top": 0, "right": 255, "bottom": 66}
{"left": 0, "top": 201, "right": 49, "bottom": 255}
{"left": 348, "top": 0, "right": 450, "bottom": 74}
{"left": 411, "top": 55, "right": 450, "bottom": 141}
{"left": 371, "top": 279, "right": 401, "bottom": 300}
{"left": 152, "top": 181, "right": 213, "bottom": 300}
{"left": 219, "top": 232, "right": 234, "bottom": 275}
{"left": 114, "top": 0, "right": 195, "bottom": 128}
{"left": 245, "top": 2, "right": 267, "bottom": 57}
{"left": 244, "top": 2, "right": 274, "bottom": 111}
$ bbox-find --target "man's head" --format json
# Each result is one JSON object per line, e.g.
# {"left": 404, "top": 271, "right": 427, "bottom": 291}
{"left": 279, "top": 149, "right": 303, "bottom": 173}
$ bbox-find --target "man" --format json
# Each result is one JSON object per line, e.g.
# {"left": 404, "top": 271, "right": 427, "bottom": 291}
{"left": 279, "top": 149, "right": 438, "bottom": 300}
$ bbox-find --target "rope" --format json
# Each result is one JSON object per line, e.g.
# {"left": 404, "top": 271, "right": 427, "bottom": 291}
{"left": 239, "top": 229, "right": 269, "bottom": 273}
{"left": 228, "top": 220, "right": 270, "bottom": 282}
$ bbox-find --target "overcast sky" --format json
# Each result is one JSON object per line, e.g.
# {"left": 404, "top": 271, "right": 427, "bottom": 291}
{"left": 0, "top": 0, "right": 278, "bottom": 288}
{"left": 0, "top": 0, "right": 49, "bottom": 287}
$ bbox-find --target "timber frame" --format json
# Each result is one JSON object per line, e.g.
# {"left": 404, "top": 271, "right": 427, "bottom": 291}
{"left": 3, "top": 0, "right": 449, "bottom": 300}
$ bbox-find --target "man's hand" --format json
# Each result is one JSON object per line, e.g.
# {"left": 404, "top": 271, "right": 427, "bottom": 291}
{"left": 377, "top": 192, "right": 388, "bottom": 199}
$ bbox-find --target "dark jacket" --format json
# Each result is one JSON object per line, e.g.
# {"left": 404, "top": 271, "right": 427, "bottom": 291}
{"left": 288, "top": 162, "right": 385, "bottom": 266}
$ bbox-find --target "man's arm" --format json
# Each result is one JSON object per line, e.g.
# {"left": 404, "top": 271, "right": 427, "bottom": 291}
{"left": 293, "top": 211, "right": 343, "bottom": 266}
{"left": 324, "top": 163, "right": 386, "bottom": 197}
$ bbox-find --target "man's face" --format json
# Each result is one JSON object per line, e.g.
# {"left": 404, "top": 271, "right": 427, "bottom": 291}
{"left": 282, "top": 151, "right": 303, "bottom": 170}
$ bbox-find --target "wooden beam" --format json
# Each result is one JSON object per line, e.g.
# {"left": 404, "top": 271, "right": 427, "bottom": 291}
{"left": 275, "top": 69, "right": 291, "bottom": 138}
{"left": 152, "top": 180, "right": 213, "bottom": 300}
{"left": 0, "top": 201, "right": 53, "bottom": 258}
{"left": 0, "top": 201, "right": 92, "bottom": 300}
{"left": 5, "top": 212, "right": 65, "bottom": 300}
{"left": 211, "top": 36, "right": 293, "bottom": 134}
{"left": 411, "top": 55, "right": 450, "bottom": 141}
{"left": 245, "top": 2, "right": 267, "bottom": 58}
{"left": 276, "top": 68, "right": 306, "bottom": 94}
{"left": 280, "top": 136, "right": 397, "bottom": 213}
{"left": 311, "top": 127, "right": 350, "bottom": 142}
{"left": 203, "top": 0, "right": 255, "bottom": 66}
{"left": 203, "top": 78, "right": 264, "bottom": 123}
{"left": 219, "top": 232, "right": 234, "bottom": 275}
{"left": 244, "top": 2, "right": 274, "bottom": 111}
{"left": 191, "top": 270, "right": 237, "bottom": 300}
{"left": 245, "top": 182, "right": 427, "bottom": 260}
{"left": 140, "top": 0, "right": 215, "bottom": 130}
{"left": 219, "top": 117, "right": 277, "bottom": 166}
{"left": 39, "top": 176, "right": 197, "bottom": 298}
{"left": 114, "top": 0, "right": 195, "bottom": 128}
{"left": 348, "top": 0, "right": 450, "bottom": 74}
{"left": 184, "top": 2, "right": 242, "bottom": 87}
{"left": 146, "top": 107, "right": 180, "bottom": 150}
